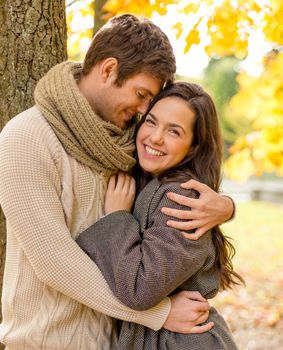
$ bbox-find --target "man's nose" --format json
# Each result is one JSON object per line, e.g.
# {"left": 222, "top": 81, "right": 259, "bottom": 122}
{"left": 137, "top": 100, "right": 150, "bottom": 116}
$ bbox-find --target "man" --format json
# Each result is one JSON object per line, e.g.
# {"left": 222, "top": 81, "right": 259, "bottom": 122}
{"left": 0, "top": 14, "right": 234, "bottom": 349}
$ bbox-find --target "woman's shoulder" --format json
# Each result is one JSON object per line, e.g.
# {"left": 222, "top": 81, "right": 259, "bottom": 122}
{"left": 155, "top": 179, "right": 199, "bottom": 201}
{"left": 140, "top": 178, "right": 199, "bottom": 219}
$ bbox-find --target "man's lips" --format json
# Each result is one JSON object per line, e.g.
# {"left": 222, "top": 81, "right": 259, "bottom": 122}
{"left": 124, "top": 110, "right": 135, "bottom": 121}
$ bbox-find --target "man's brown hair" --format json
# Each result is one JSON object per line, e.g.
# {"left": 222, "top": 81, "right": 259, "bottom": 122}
{"left": 82, "top": 14, "right": 176, "bottom": 86}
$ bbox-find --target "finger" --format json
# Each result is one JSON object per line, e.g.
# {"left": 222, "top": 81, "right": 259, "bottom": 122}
{"left": 195, "top": 310, "right": 209, "bottom": 323}
{"left": 192, "top": 225, "right": 211, "bottom": 238}
{"left": 123, "top": 174, "right": 132, "bottom": 192}
{"left": 125, "top": 176, "right": 135, "bottom": 196}
{"left": 194, "top": 301, "right": 210, "bottom": 313}
{"left": 180, "top": 179, "right": 208, "bottom": 193}
{"left": 185, "top": 310, "right": 209, "bottom": 326}
{"left": 161, "top": 207, "right": 193, "bottom": 220}
{"left": 182, "top": 232, "right": 203, "bottom": 241}
{"left": 166, "top": 219, "right": 203, "bottom": 231}
{"left": 195, "top": 224, "right": 211, "bottom": 235}
{"left": 187, "top": 322, "right": 214, "bottom": 334}
{"left": 166, "top": 192, "right": 200, "bottom": 209}
{"left": 116, "top": 172, "right": 126, "bottom": 191}
{"left": 129, "top": 177, "right": 136, "bottom": 195}
{"left": 181, "top": 291, "right": 207, "bottom": 303}
{"left": 163, "top": 206, "right": 207, "bottom": 220}
{"left": 182, "top": 228, "right": 209, "bottom": 241}
{"left": 107, "top": 175, "right": 117, "bottom": 191}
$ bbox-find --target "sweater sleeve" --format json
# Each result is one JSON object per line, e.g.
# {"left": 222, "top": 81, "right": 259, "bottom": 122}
{"left": 0, "top": 114, "right": 170, "bottom": 331}
{"left": 76, "top": 182, "right": 214, "bottom": 311}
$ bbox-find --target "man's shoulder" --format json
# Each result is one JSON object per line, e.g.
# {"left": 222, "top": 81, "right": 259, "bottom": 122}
{"left": 2, "top": 106, "right": 46, "bottom": 133}
{"left": 1, "top": 106, "right": 57, "bottom": 146}
{"left": 0, "top": 106, "right": 63, "bottom": 169}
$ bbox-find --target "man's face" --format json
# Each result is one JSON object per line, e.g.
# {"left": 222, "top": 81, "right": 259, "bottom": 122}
{"left": 95, "top": 72, "right": 162, "bottom": 129}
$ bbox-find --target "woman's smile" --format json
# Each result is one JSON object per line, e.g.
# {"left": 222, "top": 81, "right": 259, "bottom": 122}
{"left": 136, "top": 96, "right": 195, "bottom": 176}
{"left": 143, "top": 145, "right": 166, "bottom": 157}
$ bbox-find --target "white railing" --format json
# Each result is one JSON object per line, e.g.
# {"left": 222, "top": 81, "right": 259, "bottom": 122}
{"left": 221, "top": 179, "right": 283, "bottom": 204}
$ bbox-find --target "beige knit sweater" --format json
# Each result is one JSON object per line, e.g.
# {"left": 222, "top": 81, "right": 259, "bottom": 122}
{"left": 0, "top": 106, "right": 170, "bottom": 350}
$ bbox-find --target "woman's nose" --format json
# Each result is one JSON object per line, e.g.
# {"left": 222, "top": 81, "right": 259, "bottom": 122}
{"left": 150, "top": 128, "right": 163, "bottom": 144}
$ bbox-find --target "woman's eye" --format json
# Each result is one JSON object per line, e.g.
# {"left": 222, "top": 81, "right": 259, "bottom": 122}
{"left": 169, "top": 129, "right": 180, "bottom": 136}
{"left": 145, "top": 117, "right": 155, "bottom": 125}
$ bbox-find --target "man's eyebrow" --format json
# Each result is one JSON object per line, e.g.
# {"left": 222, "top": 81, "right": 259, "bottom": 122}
{"left": 145, "top": 89, "right": 154, "bottom": 98}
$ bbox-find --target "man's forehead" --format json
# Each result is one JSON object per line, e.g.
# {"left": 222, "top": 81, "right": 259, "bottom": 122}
{"left": 134, "top": 74, "right": 162, "bottom": 96}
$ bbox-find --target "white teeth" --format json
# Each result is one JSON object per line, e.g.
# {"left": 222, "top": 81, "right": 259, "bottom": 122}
{"left": 145, "top": 145, "right": 165, "bottom": 156}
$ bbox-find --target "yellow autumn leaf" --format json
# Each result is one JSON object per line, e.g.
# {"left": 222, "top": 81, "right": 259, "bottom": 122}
{"left": 103, "top": 0, "right": 123, "bottom": 15}
{"left": 182, "top": 2, "right": 200, "bottom": 15}
{"left": 267, "top": 151, "right": 283, "bottom": 168}
{"left": 172, "top": 22, "right": 183, "bottom": 40}
{"left": 229, "top": 135, "right": 249, "bottom": 154}
{"left": 184, "top": 28, "right": 200, "bottom": 53}
{"left": 263, "top": 1, "right": 283, "bottom": 44}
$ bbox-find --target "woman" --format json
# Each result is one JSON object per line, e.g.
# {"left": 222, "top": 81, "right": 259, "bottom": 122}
{"left": 76, "top": 82, "right": 243, "bottom": 349}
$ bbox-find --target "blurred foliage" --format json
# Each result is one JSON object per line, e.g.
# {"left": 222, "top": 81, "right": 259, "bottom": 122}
{"left": 66, "top": 0, "right": 283, "bottom": 181}
{"left": 66, "top": 0, "right": 177, "bottom": 60}
{"left": 103, "top": 0, "right": 178, "bottom": 18}
{"left": 212, "top": 200, "right": 283, "bottom": 349}
{"left": 66, "top": 0, "right": 94, "bottom": 60}
{"left": 203, "top": 57, "right": 253, "bottom": 158}
{"left": 225, "top": 50, "right": 283, "bottom": 181}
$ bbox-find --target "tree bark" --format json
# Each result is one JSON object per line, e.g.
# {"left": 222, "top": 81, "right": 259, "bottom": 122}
{"left": 94, "top": 0, "right": 107, "bottom": 35}
{"left": 0, "top": 1, "right": 67, "bottom": 346}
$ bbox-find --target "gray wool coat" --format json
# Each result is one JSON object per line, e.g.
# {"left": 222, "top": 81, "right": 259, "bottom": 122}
{"left": 76, "top": 177, "right": 239, "bottom": 350}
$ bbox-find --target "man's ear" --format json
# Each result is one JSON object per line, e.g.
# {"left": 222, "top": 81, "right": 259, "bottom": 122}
{"left": 100, "top": 57, "right": 118, "bottom": 83}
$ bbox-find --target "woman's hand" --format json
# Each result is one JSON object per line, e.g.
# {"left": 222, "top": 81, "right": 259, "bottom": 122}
{"left": 104, "top": 172, "right": 136, "bottom": 215}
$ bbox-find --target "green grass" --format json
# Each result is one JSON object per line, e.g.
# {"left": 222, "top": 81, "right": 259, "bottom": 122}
{"left": 222, "top": 201, "right": 283, "bottom": 277}
{"left": 211, "top": 201, "right": 283, "bottom": 349}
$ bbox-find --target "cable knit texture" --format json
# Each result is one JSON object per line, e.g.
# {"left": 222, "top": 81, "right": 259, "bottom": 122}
{"left": 0, "top": 107, "right": 170, "bottom": 350}
{"left": 34, "top": 61, "right": 136, "bottom": 175}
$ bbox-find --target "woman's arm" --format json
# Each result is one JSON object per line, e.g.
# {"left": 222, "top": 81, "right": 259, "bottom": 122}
{"left": 76, "top": 181, "right": 214, "bottom": 311}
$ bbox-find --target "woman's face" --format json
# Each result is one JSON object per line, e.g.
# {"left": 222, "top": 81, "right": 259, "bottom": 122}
{"left": 136, "top": 96, "right": 195, "bottom": 176}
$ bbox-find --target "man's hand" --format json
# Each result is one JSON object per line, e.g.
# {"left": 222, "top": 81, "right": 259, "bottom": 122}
{"left": 161, "top": 179, "right": 234, "bottom": 240}
{"left": 163, "top": 291, "right": 214, "bottom": 334}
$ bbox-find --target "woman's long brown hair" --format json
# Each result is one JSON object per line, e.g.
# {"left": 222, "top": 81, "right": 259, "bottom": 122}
{"left": 133, "top": 81, "right": 244, "bottom": 290}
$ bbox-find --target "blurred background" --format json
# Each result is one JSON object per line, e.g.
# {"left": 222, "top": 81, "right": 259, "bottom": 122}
{"left": 1, "top": 1, "right": 283, "bottom": 349}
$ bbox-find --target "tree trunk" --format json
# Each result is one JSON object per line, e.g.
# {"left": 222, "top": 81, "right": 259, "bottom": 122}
{"left": 0, "top": 1, "right": 67, "bottom": 346}
{"left": 94, "top": 0, "right": 107, "bottom": 35}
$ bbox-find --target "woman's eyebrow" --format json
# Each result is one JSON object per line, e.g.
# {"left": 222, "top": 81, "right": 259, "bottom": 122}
{"left": 147, "top": 112, "right": 185, "bottom": 133}
{"left": 147, "top": 112, "right": 157, "bottom": 119}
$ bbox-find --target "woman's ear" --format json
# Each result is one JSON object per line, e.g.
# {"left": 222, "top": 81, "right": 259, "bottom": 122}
{"left": 187, "top": 145, "right": 197, "bottom": 159}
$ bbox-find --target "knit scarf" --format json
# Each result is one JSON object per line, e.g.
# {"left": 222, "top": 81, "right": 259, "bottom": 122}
{"left": 34, "top": 61, "right": 136, "bottom": 176}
